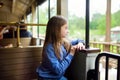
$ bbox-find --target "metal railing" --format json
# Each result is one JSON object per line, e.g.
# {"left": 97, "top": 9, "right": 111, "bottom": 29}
{"left": 95, "top": 52, "right": 120, "bottom": 80}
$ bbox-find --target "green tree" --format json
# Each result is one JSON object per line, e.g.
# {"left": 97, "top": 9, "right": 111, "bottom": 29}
{"left": 69, "top": 14, "right": 85, "bottom": 29}
{"left": 90, "top": 13, "right": 103, "bottom": 29}
{"left": 111, "top": 10, "right": 120, "bottom": 27}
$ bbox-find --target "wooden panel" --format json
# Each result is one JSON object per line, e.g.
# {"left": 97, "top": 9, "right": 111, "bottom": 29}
{"left": 0, "top": 73, "right": 37, "bottom": 80}
{"left": 0, "top": 49, "right": 42, "bottom": 59}
{"left": 0, "top": 57, "right": 40, "bottom": 65}
{"left": 0, "top": 62, "right": 39, "bottom": 71}
{"left": 0, "top": 47, "right": 43, "bottom": 80}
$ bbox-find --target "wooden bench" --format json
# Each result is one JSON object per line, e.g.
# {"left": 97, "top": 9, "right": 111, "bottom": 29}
{"left": 0, "top": 46, "right": 43, "bottom": 80}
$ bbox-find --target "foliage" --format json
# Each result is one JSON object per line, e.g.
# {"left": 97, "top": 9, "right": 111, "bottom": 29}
{"left": 111, "top": 10, "right": 120, "bottom": 27}
{"left": 69, "top": 14, "right": 85, "bottom": 29}
{"left": 90, "top": 13, "right": 103, "bottom": 29}
{"left": 68, "top": 10, "right": 120, "bottom": 41}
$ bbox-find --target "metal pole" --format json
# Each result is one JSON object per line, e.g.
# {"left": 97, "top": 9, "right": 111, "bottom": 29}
{"left": 37, "top": 1, "right": 39, "bottom": 38}
{"left": 16, "top": 23, "right": 21, "bottom": 47}
{"left": 85, "top": 0, "right": 90, "bottom": 48}
{"left": 48, "top": 0, "right": 50, "bottom": 19}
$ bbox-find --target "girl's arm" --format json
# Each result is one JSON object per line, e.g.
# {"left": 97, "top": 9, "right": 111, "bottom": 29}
{"left": 44, "top": 44, "right": 74, "bottom": 76}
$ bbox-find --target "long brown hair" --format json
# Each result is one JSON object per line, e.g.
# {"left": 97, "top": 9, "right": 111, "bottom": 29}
{"left": 43, "top": 15, "right": 70, "bottom": 59}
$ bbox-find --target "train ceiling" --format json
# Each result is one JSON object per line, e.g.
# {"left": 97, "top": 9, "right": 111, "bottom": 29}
{"left": 0, "top": 0, "right": 46, "bottom": 23}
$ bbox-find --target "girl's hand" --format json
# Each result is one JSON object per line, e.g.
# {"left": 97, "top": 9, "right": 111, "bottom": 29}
{"left": 70, "top": 42, "right": 85, "bottom": 56}
{"left": 70, "top": 45, "right": 77, "bottom": 56}
{"left": 75, "top": 42, "right": 85, "bottom": 50}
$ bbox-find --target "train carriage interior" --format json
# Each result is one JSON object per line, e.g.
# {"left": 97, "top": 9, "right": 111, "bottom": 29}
{"left": 0, "top": 0, "right": 120, "bottom": 80}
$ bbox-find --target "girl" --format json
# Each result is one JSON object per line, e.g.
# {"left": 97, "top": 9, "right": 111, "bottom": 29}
{"left": 36, "top": 15, "right": 85, "bottom": 80}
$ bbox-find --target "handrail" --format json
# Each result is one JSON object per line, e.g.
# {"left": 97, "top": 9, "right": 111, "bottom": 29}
{"left": 0, "top": 23, "right": 47, "bottom": 26}
{"left": 90, "top": 42, "right": 120, "bottom": 54}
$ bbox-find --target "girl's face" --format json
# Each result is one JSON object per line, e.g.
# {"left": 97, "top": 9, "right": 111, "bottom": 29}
{"left": 61, "top": 23, "right": 69, "bottom": 38}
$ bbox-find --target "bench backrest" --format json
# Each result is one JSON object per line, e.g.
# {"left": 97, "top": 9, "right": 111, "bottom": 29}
{"left": 0, "top": 38, "right": 32, "bottom": 47}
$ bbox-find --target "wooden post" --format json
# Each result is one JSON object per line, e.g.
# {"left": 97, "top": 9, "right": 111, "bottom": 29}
{"left": 57, "top": 0, "right": 68, "bottom": 18}
{"left": 105, "top": 0, "right": 111, "bottom": 42}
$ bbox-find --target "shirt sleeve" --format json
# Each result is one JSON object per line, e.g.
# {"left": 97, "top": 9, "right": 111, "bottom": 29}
{"left": 45, "top": 44, "right": 73, "bottom": 76}
{"left": 71, "top": 39, "right": 85, "bottom": 45}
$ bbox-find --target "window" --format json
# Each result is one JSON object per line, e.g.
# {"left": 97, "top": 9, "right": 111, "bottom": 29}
{"left": 68, "top": 0, "right": 85, "bottom": 40}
